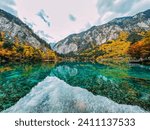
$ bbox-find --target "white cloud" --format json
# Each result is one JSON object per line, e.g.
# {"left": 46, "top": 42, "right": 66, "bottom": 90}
{"left": 0, "top": 0, "right": 150, "bottom": 43}
{"left": 95, "top": 0, "right": 150, "bottom": 24}
{"left": 36, "top": 30, "right": 54, "bottom": 43}
{"left": 80, "top": 22, "right": 92, "bottom": 32}
{"left": 96, "top": 0, "right": 140, "bottom": 15}
{"left": 0, "top": 0, "right": 17, "bottom": 16}
{"left": 23, "top": 18, "right": 36, "bottom": 29}
{"left": 14, "top": 0, "right": 98, "bottom": 42}
{"left": 127, "top": 0, "right": 150, "bottom": 15}
{"left": 37, "top": 9, "right": 51, "bottom": 27}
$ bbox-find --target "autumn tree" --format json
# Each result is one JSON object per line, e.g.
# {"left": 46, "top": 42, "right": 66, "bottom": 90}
{"left": 128, "top": 31, "right": 150, "bottom": 59}
{"left": 127, "top": 33, "right": 143, "bottom": 44}
{"left": 0, "top": 31, "right": 57, "bottom": 63}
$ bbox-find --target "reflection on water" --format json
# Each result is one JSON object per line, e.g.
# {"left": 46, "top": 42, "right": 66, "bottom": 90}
{"left": 4, "top": 77, "right": 145, "bottom": 113}
{"left": 50, "top": 62, "right": 150, "bottom": 111}
{"left": 0, "top": 63, "right": 55, "bottom": 111}
{"left": 0, "top": 62, "right": 150, "bottom": 112}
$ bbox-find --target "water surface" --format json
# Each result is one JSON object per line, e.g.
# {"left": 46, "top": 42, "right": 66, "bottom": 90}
{"left": 0, "top": 62, "right": 150, "bottom": 112}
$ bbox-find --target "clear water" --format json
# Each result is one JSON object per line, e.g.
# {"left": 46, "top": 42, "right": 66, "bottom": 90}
{"left": 4, "top": 77, "right": 145, "bottom": 113}
{"left": 0, "top": 62, "right": 150, "bottom": 112}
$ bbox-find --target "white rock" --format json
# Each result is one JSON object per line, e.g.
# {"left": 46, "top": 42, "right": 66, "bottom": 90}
{"left": 4, "top": 76, "right": 146, "bottom": 113}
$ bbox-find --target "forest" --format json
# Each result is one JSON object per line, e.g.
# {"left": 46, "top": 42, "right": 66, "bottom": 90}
{"left": 0, "top": 32, "right": 57, "bottom": 63}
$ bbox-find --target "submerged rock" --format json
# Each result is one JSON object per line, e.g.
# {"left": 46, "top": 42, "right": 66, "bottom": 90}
{"left": 4, "top": 76, "right": 146, "bottom": 113}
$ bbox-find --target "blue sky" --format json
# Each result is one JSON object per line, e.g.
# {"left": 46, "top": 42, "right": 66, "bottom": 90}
{"left": 0, "top": 0, "right": 150, "bottom": 42}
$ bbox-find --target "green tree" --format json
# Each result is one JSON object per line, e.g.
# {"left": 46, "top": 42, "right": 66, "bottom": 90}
{"left": 0, "top": 33, "right": 2, "bottom": 41}
{"left": 3, "top": 40, "right": 14, "bottom": 49}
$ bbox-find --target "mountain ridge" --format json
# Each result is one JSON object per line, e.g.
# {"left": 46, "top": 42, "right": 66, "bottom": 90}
{"left": 0, "top": 9, "right": 50, "bottom": 50}
{"left": 53, "top": 9, "right": 150, "bottom": 55}
{"left": 0, "top": 9, "right": 57, "bottom": 62}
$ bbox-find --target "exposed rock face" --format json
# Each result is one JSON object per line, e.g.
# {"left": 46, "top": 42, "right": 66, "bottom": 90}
{"left": 0, "top": 9, "right": 50, "bottom": 50}
{"left": 54, "top": 9, "right": 150, "bottom": 54}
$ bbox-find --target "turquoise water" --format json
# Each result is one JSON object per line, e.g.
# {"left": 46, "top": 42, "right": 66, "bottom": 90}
{"left": 0, "top": 62, "right": 150, "bottom": 112}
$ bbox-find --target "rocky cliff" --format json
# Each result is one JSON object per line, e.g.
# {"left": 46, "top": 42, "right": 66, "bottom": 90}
{"left": 54, "top": 9, "right": 150, "bottom": 55}
{"left": 0, "top": 9, "right": 50, "bottom": 51}
{"left": 0, "top": 9, "right": 57, "bottom": 62}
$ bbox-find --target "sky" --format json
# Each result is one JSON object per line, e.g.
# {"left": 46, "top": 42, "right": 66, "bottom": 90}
{"left": 0, "top": 0, "right": 150, "bottom": 43}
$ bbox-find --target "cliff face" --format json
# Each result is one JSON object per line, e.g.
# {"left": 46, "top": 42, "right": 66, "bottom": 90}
{"left": 53, "top": 9, "right": 150, "bottom": 55}
{"left": 0, "top": 9, "right": 50, "bottom": 50}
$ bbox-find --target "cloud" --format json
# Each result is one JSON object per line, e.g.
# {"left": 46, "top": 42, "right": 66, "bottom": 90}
{"left": 0, "top": 0, "right": 17, "bottom": 16}
{"left": 127, "top": 0, "right": 150, "bottom": 15}
{"left": 68, "top": 14, "right": 76, "bottom": 22}
{"left": 37, "top": 30, "right": 54, "bottom": 39}
{"left": 37, "top": 9, "right": 51, "bottom": 27}
{"left": 85, "top": 22, "right": 92, "bottom": 29}
{"left": 3, "top": 0, "right": 15, "bottom": 5}
{"left": 36, "top": 30, "right": 54, "bottom": 43}
{"left": 23, "top": 18, "right": 36, "bottom": 29}
{"left": 79, "top": 22, "right": 93, "bottom": 32}
{"left": 95, "top": 0, "right": 144, "bottom": 24}
{"left": 7, "top": 0, "right": 99, "bottom": 42}
{"left": 2, "top": 0, "right": 150, "bottom": 43}
{"left": 96, "top": 0, "right": 141, "bottom": 15}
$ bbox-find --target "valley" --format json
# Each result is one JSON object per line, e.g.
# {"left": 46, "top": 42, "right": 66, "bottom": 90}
{"left": 0, "top": 8, "right": 150, "bottom": 113}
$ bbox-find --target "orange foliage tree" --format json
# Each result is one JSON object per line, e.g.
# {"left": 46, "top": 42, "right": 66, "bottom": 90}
{"left": 128, "top": 31, "right": 150, "bottom": 59}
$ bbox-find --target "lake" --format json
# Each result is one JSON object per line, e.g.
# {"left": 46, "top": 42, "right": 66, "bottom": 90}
{"left": 0, "top": 62, "right": 150, "bottom": 112}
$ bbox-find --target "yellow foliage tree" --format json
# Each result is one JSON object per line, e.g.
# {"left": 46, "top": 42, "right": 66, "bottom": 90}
{"left": 0, "top": 31, "right": 57, "bottom": 63}
{"left": 96, "top": 32, "right": 130, "bottom": 63}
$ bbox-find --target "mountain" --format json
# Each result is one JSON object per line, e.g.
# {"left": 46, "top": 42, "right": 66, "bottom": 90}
{"left": 0, "top": 9, "right": 57, "bottom": 62}
{"left": 23, "top": 17, "right": 54, "bottom": 44}
{"left": 36, "top": 30, "right": 54, "bottom": 44}
{"left": 53, "top": 9, "right": 150, "bottom": 55}
{"left": 0, "top": 9, "right": 50, "bottom": 49}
